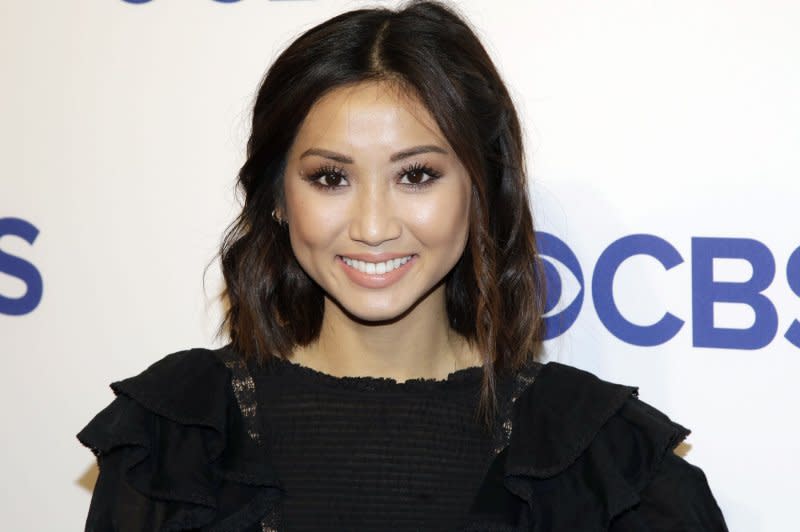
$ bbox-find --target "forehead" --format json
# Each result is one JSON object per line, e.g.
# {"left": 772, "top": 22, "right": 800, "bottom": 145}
{"left": 291, "top": 81, "right": 447, "bottom": 149}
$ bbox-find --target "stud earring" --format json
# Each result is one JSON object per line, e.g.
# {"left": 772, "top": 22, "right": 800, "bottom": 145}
{"left": 271, "top": 209, "right": 287, "bottom": 226}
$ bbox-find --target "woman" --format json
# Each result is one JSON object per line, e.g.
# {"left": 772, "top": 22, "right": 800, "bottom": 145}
{"left": 77, "top": 1, "right": 728, "bottom": 530}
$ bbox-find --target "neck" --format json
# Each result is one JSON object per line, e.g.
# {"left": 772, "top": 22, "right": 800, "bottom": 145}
{"left": 289, "top": 284, "right": 480, "bottom": 382}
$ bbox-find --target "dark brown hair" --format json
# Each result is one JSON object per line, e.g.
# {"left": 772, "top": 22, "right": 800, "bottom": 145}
{"left": 216, "top": 0, "right": 546, "bottom": 427}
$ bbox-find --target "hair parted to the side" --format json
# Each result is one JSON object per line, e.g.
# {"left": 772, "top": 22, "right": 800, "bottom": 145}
{"left": 216, "top": 0, "right": 547, "bottom": 428}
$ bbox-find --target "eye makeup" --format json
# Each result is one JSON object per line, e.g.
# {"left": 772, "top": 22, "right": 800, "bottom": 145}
{"left": 397, "top": 162, "right": 442, "bottom": 190}
{"left": 302, "top": 161, "right": 444, "bottom": 192}
{"left": 303, "top": 164, "right": 348, "bottom": 190}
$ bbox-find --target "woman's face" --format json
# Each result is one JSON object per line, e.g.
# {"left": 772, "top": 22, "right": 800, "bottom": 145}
{"left": 282, "top": 81, "right": 472, "bottom": 323}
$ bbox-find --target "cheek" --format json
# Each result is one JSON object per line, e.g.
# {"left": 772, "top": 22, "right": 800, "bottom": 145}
{"left": 409, "top": 184, "right": 470, "bottom": 252}
{"left": 284, "top": 184, "right": 343, "bottom": 258}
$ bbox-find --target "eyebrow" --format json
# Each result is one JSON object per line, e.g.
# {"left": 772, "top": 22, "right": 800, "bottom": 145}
{"left": 390, "top": 145, "right": 448, "bottom": 161}
{"left": 299, "top": 144, "right": 448, "bottom": 164}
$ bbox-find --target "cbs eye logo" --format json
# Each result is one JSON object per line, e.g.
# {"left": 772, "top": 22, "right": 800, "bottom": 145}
{"left": 537, "top": 232, "right": 800, "bottom": 350}
{"left": 538, "top": 232, "right": 585, "bottom": 341}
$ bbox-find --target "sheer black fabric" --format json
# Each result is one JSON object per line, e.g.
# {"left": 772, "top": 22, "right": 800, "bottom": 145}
{"left": 77, "top": 345, "right": 728, "bottom": 531}
{"left": 244, "top": 353, "right": 530, "bottom": 531}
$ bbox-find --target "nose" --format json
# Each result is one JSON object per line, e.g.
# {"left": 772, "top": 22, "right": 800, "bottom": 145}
{"left": 348, "top": 179, "right": 402, "bottom": 246}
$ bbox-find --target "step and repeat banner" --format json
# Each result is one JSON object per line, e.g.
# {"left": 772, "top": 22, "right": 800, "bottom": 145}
{"left": 2, "top": 1, "right": 797, "bottom": 530}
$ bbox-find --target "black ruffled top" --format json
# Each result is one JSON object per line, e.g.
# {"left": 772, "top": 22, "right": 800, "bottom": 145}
{"left": 76, "top": 345, "right": 729, "bottom": 531}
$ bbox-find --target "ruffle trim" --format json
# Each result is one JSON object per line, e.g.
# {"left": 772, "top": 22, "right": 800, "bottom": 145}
{"left": 465, "top": 362, "right": 691, "bottom": 531}
{"left": 76, "top": 348, "right": 283, "bottom": 531}
{"left": 503, "top": 362, "right": 691, "bottom": 530}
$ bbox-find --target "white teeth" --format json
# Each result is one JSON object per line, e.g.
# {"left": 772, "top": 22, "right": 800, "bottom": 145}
{"left": 341, "top": 255, "right": 413, "bottom": 275}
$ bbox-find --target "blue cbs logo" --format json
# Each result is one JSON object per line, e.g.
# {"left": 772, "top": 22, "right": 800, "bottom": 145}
{"left": 539, "top": 232, "right": 800, "bottom": 349}
{"left": 0, "top": 217, "right": 43, "bottom": 316}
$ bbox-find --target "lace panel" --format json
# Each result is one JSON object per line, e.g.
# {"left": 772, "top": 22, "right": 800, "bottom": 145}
{"left": 215, "top": 346, "right": 283, "bottom": 531}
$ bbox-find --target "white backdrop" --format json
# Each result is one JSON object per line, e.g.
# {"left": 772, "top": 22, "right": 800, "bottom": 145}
{"left": 1, "top": 1, "right": 798, "bottom": 530}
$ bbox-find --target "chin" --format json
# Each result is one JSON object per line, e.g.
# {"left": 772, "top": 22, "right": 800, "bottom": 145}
{"left": 333, "top": 295, "right": 419, "bottom": 324}
{"left": 346, "top": 304, "right": 410, "bottom": 324}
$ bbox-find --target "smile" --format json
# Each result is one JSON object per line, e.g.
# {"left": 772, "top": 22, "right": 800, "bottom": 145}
{"left": 340, "top": 255, "right": 414, "bottom": 274}
{"left": 336, "top": 254, "right": 418, "bottom": 289}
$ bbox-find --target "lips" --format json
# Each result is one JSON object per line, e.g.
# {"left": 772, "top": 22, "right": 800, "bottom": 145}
{"left": 340, "top": 255, "right": 414, "bottom": 275}
{"left": 338, "top": 252, "right": 416, "bottom": 262}
{"left": 337, "top": 254, "right": 418, "bottom": 289}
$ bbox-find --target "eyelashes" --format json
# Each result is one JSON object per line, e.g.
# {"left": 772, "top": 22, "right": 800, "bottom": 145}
{"left": 305, "top": 164, "right": 348, "bottom": 189}
{"left": 400, "top": 162, "right": 443, "bottom": 186}
{"left": 303, "top": 162, "right": 443, "bottom": 192}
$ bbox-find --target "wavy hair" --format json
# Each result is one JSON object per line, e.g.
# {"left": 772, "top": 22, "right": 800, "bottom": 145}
{"left": 216, "top": 0, "right": 547, "bottom": 427}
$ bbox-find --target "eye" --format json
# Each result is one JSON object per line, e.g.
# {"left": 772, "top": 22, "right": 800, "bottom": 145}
{"left": 306, "top": 165, "right": 349, "bottom": 190}
{"left": 397, "top": 162, "right": 442, "bottom": 189}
